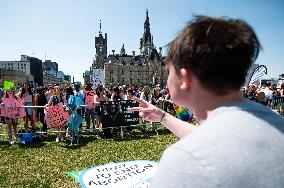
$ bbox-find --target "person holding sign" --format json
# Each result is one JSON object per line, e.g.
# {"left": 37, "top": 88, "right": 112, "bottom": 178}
{"left": 46, "top": 85, "right": 67, "bottom": 142}
{"left": 129, "top": 16, "right": 284, "bottom": 187}
{"left": 94, "top": 86, "right": 108, "bottom": 132}
{"left": 83, "top": 84, "right": 96, "bottom": 133}
{"left": 18, "top": 83, "right": 35, "bottom": 131}
{"left": 1, "top": 88, "right": 20, "bottom": 144}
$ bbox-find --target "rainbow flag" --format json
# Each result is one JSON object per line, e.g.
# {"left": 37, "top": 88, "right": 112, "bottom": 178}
{"left": 174, "top": 105, "right": 192, "bottom": 122}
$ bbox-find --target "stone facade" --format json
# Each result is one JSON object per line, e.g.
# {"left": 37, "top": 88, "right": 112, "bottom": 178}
{"left": 103, "top": 55, "right": 166, "bottom": 86}
{"left": 85, "top": 10, "right": 167, "bottom": 87}
{"left": 0, "top": 69, "right": 30, "bottom": 85}
{"left": 43, "top": 72, "right": 62, "bottom": 86}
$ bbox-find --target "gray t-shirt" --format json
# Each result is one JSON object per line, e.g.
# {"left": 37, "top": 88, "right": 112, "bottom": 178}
{"left": 151, "top": 101, "right": 284, "bottom": 188}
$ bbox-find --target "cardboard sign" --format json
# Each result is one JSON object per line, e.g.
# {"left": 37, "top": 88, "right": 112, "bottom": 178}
{"left": 1, "top": 98, "right": 17, "bottom": 118}
{"left": 79, "top": 160, "right": 158, "bottom": 188}
{"left": 101, "top": 100, "right": 139, "bottom": 128}
{"left": 44, "top": 103, "right": 69, "bottom": 128}
{"left": 16, "top": 98, "right": 26, "bottom": 118}
{"left": 92, "top": 69, "right": 105, "bottom": 89}
{"left": 84, "top": 90, "right": 96, "bottom": 109}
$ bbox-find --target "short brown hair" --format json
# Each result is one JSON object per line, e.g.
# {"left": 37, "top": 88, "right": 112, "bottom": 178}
{"left": 167, "top": 16, "right": 261, "bottom": 95}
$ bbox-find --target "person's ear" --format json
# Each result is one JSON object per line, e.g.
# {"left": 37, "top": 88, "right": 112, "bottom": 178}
{"left": 180, "top": 68, "right": 191, "bottom": 90}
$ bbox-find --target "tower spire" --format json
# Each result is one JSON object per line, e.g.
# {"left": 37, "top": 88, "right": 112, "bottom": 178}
{"left": 99, "top": 20, "right": 102, "bottom": 34}
{"left": 146, "top": 9, "right": 149, "bottom": 22}
{"left": 140, "top": 9, "right": 153, "bottom": 56}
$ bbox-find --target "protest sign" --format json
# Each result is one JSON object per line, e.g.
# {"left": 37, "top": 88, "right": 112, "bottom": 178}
{"left": 15, "top": 98, "right": 26, "bottom": 118}
{"left": 66, "top": 170, "right": 84, "bottom": 183}
{"left": 84, "top": 90, "right": 96, "bottom": 109}
{"left": 45, "top": 103, "right": 69, "bottom": 128}
{"left": 1, "top": 98, "right": 17, "bottom": 118}
{"left": 100, "top": 100, "right": 139, "bottom": 128}
{"left": 92, "top": 69, "right": 105, "bottom": 89}
{"left": 66, "top": 160, "right": 158, "bottom": 188}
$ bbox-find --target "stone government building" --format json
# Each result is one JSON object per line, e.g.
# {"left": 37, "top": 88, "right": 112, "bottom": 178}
{"left": 83, "top": 10, "right": 167, "bottom": 87}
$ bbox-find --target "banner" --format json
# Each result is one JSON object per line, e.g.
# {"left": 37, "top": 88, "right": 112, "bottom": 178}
{"left": 67, "top": 160, "right": 158, "bottom": 188}
{"left": 44, "top": 103, "right": 69, "bottom": 128}
{"left": 92, "top": 69, "right": 105, "bottom": 89}
{"left": 101, "top": 100, "right": 139, "bottom": 128}
{"left": 84, "top": 90, "right": 96, "bottom": 109}
{"left": 248, "top": 65, "right": 267, "bottom": 86}
{"left": 3, "top": 80, "right": 15, "bottom": 91}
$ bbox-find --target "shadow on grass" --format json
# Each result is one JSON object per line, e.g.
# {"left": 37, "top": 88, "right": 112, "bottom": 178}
{"left": 18, "top": 141, "right": 47, "bottom": 148}
{"left": 113, "top": 127, "right": 172, "bottom": 142}
{"left": 0, "top": 127, "right": 173, "bottom": 149}
{"left": 0, "top": 140, "right": 13, "bottom": 150}
{"left": 62, "top": 134, "right": 100, "bottom": 149}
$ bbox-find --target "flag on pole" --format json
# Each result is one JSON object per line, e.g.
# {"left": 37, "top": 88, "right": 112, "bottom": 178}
{"left": 248, "top": 65, "right": 267, "bottom": 86}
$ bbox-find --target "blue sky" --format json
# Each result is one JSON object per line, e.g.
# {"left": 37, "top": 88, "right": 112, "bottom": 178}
{"left": 0, "top": 0, "right": 283, "bottom": 83}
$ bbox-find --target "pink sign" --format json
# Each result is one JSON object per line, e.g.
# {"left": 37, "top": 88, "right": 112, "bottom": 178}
{"left": 1, "top": 98, "right": 17, "bottom": 118}
{"left": 15, "top": 98, "right": 26, "bottom": 118}
{"left": 84, "top": 90, "right": 96, "bottom": 109}
{"left": 44, "top": 103, "right": 69, "bottom": 128}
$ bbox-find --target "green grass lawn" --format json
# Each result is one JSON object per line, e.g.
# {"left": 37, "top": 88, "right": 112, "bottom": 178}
{"left": 0, "top": 125, "right": 178, "bottom": 188}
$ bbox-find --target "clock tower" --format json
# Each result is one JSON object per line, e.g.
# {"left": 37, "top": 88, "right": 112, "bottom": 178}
{"left": 93, "top": 20, "right": 107, "bottom": 69}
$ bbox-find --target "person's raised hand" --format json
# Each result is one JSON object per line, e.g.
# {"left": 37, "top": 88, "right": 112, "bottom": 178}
{"left": 128, "top": 97, "right": 165, "bottom": 122}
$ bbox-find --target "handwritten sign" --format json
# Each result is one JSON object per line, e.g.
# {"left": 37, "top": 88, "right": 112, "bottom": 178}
{"left": 100, "top": 100, "right": 139, "bottom": 128}
{"left": 1, "top": 98, "right": 17, "bottom": 118}
{"left": 79, "top": 160, "right": 158, "bottom": 188}
{"left": 16, "top": 98, "right": 26, "bottom": 118}
{"left": 92, "top": 69, "right": 105, "bottom": 89}
{"left": 84, "top": 90, "right": 96, "bottom": 109}
{"left": 44, "top": 103, "right": 69, "bottom": 128}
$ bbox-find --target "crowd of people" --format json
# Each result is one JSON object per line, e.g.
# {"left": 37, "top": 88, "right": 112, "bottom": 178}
{"left": 0, "top": 81, "right": 176, "bottom": 144}
{"left": 243, "top": 82, "right": 284, "bottom": 114}
{"left": 1, "top": 15, "right": 284, "bottom": 187}
{"left": 0, "top": 78, "right": 283, "bottom": 145}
